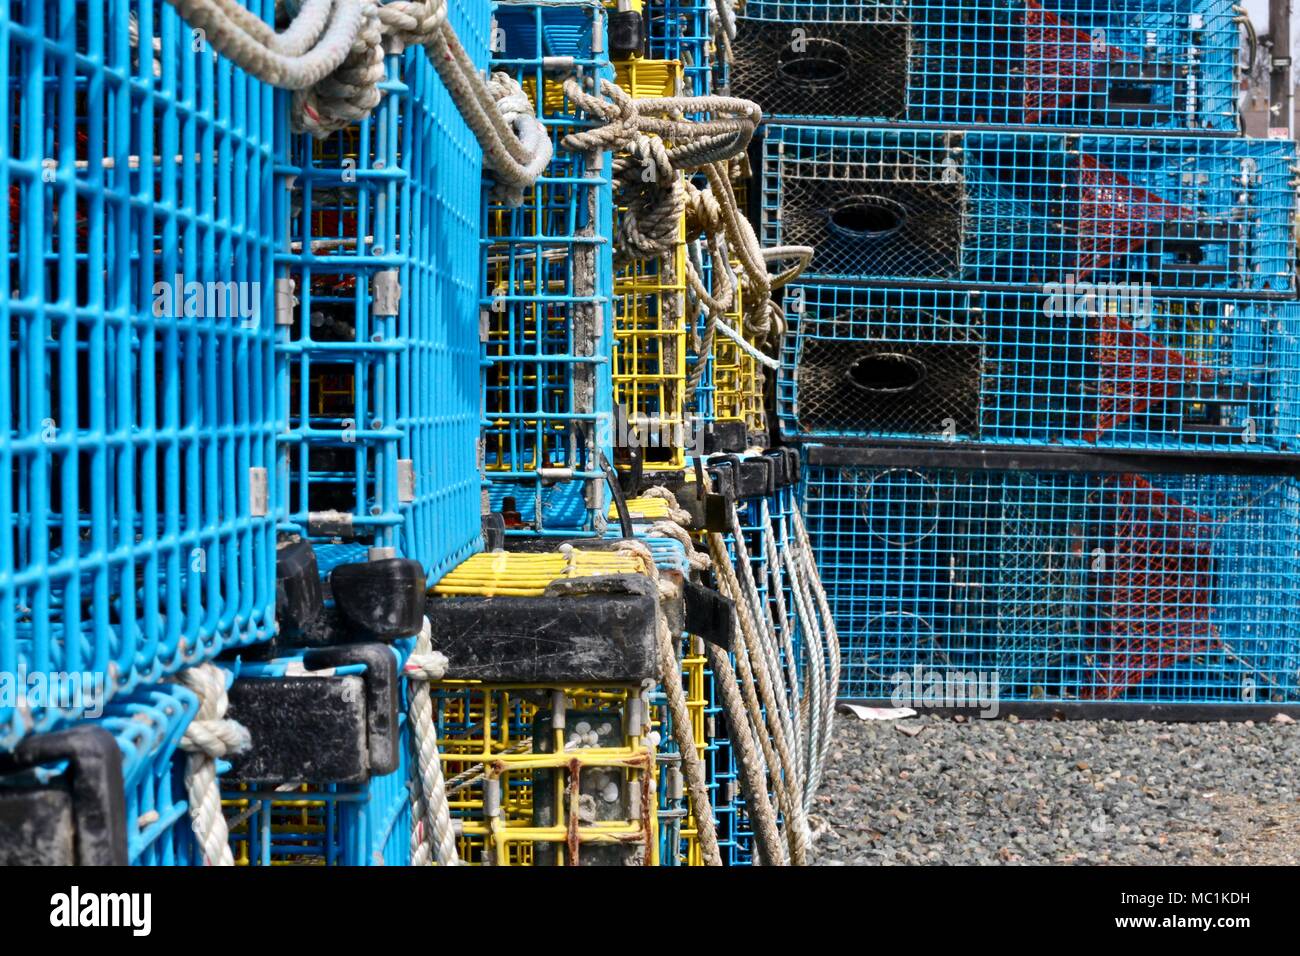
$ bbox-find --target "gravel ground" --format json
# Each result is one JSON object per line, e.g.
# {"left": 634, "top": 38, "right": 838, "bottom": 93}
{"left": 811, "top": 712, "right": 1300, "bottom": 865}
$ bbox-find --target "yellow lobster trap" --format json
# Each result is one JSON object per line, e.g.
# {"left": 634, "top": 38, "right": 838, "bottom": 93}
{"left": 610, "top": 58, "right": 691, "bottom": 474}
{"left": 428, "top": 549, "right": 664, "bottom": 864}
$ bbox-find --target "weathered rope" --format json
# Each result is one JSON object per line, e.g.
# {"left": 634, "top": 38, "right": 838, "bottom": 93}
{"left": 613, "top": 539, "right": 723, "bottom": 866}
{"left": 162, "top": 0, "right": 552, "bottom": 200}
{"left": 176, "top": 663, "right": 251, "bottom": 867}
{"left": 405, "top": 617, "right": 460, "bottom": 866}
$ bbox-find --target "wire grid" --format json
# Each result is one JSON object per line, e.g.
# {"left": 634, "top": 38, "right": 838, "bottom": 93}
{"left": 395, "top": 1, "right": 490, "bottom": 581}
{"left": 779, "top": 283, "right": 1300, "bottom": 454}
{"left": 0, "top": 0, "right": 279, "bottom": 750}
{"left": 762, "top": 125, "right": 1298, "bottom": 295}
{"left": 704, "top": 668, "right": 753, "bottom": 864}
{"left": 107, "top": 683, "right": 202, "bottom": 864}
{"left": 647, "top": 0, "right": 714, "bottom": 98}
{"left": 734, "top": 0, "right": 1240, "bottom": 131}
{"left": 611, "top": 59, "right": 690, "bottom": 474}
{"left": 0, "top": 681, "right": 206, "bottom": 864}
{"left": 433, "top": 682, "right": 658, "bottom": 865}
{"left": 651, "top": 634, "right": 710, "bottom": 865}
{"left": 710, "top": 259, "right": 768, "bottom": 444}
{"left": 483, "top": 1, "right": 615, "bottom": 536}
{"left": 802, "top": 462, "right": 1300, "bottom": 705}
{"left": 224, "top": 645, "right": 413, "bottom": 866}
{"left": 277, "top": 66, "right": 398, "bottom": 554}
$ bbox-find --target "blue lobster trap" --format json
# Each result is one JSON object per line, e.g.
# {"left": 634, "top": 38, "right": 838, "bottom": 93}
{"left": 0, "top": 0, "right": 279, "bottom": 750}
{"left": 106, "top": 683, "right": 204, "bottom": 865}
{"left": 0, "top": 682, "right": 206, "bottom": 865}
{"left": 733, "top": 0, "right": 1242, "bottom": 131}
{"left": 761, "top": 124, "right": 1298, "bottom": 296}
{"left": 223, "top": 642, "right": 413, "bottom": 866}
{"left": 779, "top": 283, "right": 1300, "bottom": 456}
{"left": 276, "top": 6, "right": 487, "bottom": 581}
{"left": 802, "top": 448, "right": 1300, "bottom": 709}
{"left": 483, "top": 1, "right": 616, "bottom": 537}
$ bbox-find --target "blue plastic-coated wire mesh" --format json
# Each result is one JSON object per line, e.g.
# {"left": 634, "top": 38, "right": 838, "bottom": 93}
{"left": 761, "top": 124, "right": 1297, "bottom": 295}
{"left": 648, "top": 0, "right": 714, "bottom": 97}
{"left": 803, "top": 460, "right": 1300, "bottom": 705}
{"left": 0, "top": 682, "right": 205, "bottom": 864}
{"left": 483, "top": 1, "right": 615, "bottom": 537}
{"left": 779, "top": 283, "right": 1300, "bottom": 455}
{"left": 108, "top": 683, "right": 203, "bottom": 865}
{"left": 396, "top": 1, "right": 490, "bottom": 581}
{"left": 1, "top": 0, "right": 279, "bottom": 750}
{"left": 276, "top": 8, "right": 484, "bottom": 581}
{"left": 224, "top": 642, "right": 413, "bottom": 866}
{"left": 734, "top": 0, "right": 1241, "bottom": 131}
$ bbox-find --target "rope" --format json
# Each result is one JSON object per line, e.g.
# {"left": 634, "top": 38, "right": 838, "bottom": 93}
{"left": 792, "top": 501, "right": 841, "bottom": 781}
{"left": 176, "top": 663, "right": 251, "bottom": 867}
{"left": 405, "top": 617, "right": 461, "bottom": 866}
{"left": 781, "top": 518, "right": 828, "bottom": 806}
{"left": 705, "top": 520, "right": 808, "bottom": 865}
{"left": 163, "top": 0, "right": 552, "bottom": 200}
{"left": 639, "top": 486, "right": 787, "bottom": 866}
{"left": 641, "top": 485, "right": 695, "bottom": 527}
{"left": 613, "top": 539, "right": 723, "bottom": 866}
{"left": 759, "top": 498, "right": 807, "bottom": 786}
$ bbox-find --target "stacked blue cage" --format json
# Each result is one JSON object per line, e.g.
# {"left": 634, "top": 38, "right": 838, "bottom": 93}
{"left": 764, "top": 0, "right": 1300, "bottom": 710}
{"left": 734, "top": 0, "right": 1243, "bottom": 131}
{"left": 802, "top": 456, "right": 1300, "bottom": 705}
{"left": 0, "top": 0, "right": 280, "bottom": 746}
{"left": 275, "top": 9, "right": 486, "bottom": 579}
{"left": 481, "top": 0, "right": 616, "bottom": 538}
{"left": 761, "top": 126, "right": 1297, "bottom": 295}
{"left": 1, "top": 0, "right": 492, "bottom": 863}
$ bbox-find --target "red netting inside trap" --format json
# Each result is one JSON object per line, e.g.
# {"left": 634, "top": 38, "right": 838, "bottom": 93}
{"left": 1022, "top": 0, "right": 1129, "bottom": 123}
{"left": 1074, "top": 154, "right": 1191, "bottom": 279}
{"left": 1086, "top": 314, "right": 1216, "bottom": 442}
{"left": 1088, "top": 474, "right": 1217, "bottom": 699}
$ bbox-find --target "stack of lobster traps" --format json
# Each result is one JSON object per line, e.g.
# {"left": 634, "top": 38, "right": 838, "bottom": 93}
{"left": 751, "top": 0, "right": 1300, "bottom": 713}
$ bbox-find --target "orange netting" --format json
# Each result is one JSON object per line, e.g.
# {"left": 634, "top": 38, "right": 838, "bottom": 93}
{"left": 1088, "top": 474, "right": 1217, "bottom": 699}
{"left": 1022, "top": 0, "right": 1130, "bottom": 122}
{"left": 1086, "top": 314, "right": 1216, "bottom": 442}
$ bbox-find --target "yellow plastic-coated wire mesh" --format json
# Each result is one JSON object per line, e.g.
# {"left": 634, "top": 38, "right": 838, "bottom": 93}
{"left": 611, "top": 60, "right": 689, "bottom": 473}
{"left": 433, "top": 683, "right": 658, "bottom": 865}
{"left": 430, "top": 549, "right": 652, "bottom": 596}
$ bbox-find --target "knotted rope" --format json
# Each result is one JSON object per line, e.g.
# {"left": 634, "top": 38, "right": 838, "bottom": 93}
{"left": 405, "top": 617, "right": 460, "bottom": 866}
{"left": 176, "top": 663, "right": 250, "bottom": 867}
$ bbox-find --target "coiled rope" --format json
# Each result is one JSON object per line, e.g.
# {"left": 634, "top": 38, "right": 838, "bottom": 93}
{"left": 162, "top": 0, "right": 552, "bottom": 202}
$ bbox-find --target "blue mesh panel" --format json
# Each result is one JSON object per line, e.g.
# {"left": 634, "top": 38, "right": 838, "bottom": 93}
{"left": 803, "top": 460, "right": 1300, "bottom": 706}
{"left": 483, "top": 1, "right": 615, "bottom": 538}
{"left": 762, "top": 124, "right": 1296, "bottom": 295}
{"left": 734, "top": 0, "right": 1240, "bottom": 131}
{"left": 779, "top": 283, "right": 1300, "bottom": 455}
{"left": 1, "top": 0, "right": 279, "bottom": 749}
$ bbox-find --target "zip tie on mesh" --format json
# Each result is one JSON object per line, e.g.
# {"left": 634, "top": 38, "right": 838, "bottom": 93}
{"left": 175, "top": 662, "right": 251, "bottom": 867}
{"left": 405, "top": 617, "right": 461, "bottom": 866}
